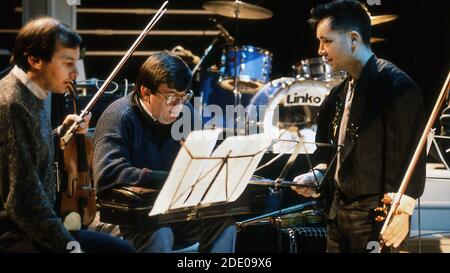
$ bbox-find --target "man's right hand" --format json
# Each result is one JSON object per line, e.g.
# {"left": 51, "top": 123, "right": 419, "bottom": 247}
{"left": 291, "top": 172, "right": 318, "bottom": 197}
{"left": 62, "top": 113, "right": 91, "bottom": 135}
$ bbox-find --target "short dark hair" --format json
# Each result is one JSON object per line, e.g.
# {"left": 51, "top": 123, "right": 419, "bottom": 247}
{"left": 11, "top": 17, "right": 82, "bottom": 71}
{"left": 309, "top": 0, "right": 371, "bottom": 46}
{"left": 135, "top": 50, "right": 192, "bottom": 96}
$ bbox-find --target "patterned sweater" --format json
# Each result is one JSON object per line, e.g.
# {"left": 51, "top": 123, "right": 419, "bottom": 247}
{"left": 0, "top": 72, "right": 74, "bottom": 252}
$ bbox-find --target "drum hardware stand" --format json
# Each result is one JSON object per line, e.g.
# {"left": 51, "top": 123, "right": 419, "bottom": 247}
{"left": 202, "top": 1, "right": 273, "bottom": 134}
{"left": 232, "top": 2, "right": 243, "bottom": 135}
{"left": 194, "top": 16, "right": 237, "bottom": 124}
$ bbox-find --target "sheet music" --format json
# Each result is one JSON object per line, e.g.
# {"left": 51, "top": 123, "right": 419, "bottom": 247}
{"left": 271, "top": 128, "right": 317, "bottom": 154}
{"left": 149, "top": 129, "right": 222, "bottom": 216}
{"left": 149, "top": 131, "right": 270, "bottom": 216}
{"left": 199, "top": 134, "right": 270, "bottom": 205}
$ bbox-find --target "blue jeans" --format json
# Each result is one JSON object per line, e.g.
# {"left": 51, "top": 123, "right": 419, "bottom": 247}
{"left": 121, "top": 217, "right": 236, "bottom": 253}
{"left": 72, "top": 229, "right": 135, "bottom": 253}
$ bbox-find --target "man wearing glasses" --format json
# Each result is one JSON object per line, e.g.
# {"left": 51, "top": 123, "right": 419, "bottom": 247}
{"left": 92, "top": 51, "right": 236, "bottom": 253}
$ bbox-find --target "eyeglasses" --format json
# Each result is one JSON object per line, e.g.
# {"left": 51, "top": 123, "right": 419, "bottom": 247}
{"left": 157, "top": 89, "right": 194, "bottom": 106}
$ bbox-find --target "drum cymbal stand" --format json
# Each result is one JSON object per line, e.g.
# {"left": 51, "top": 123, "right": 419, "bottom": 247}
{"left": 232, "top": 3, "right": 243, "bottom": 135}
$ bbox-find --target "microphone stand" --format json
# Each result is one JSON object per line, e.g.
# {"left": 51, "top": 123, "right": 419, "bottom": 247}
{"left": 192, "top": 37, "right": 219, "bottom": 76}
{"left": 192, "top": 36, "right": 220, "bottom": 119}
{"left": 193, "top": 18, "right": 234, "bottom": 75}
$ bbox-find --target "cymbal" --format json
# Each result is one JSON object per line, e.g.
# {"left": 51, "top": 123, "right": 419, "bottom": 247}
{"left": 370, "top": 14, "right": 398, "bottom": 26}
{"left": 203, "top": 1, "right": 273, "bottom": 20}
{"left": 370, "top": 37, "right": 386, "bottom": 43}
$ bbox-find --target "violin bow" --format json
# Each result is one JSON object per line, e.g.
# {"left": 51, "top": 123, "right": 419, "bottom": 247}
{"left": 379, "top": 71, "right": 450, "bottom": 248}
{"left": 60, "top": 1, "right": 169, "bottom": 149}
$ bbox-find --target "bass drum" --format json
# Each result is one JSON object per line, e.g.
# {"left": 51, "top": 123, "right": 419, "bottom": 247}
{"left": 246, "top": 78, "right": 336, "bottom": 154}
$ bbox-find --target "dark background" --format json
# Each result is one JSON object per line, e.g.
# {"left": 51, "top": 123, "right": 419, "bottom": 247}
{"left": 0, "top": 1, "right": 448, "bottom": 252}
{"left": 1, "top": 0, "right": 449, "bottom": 114}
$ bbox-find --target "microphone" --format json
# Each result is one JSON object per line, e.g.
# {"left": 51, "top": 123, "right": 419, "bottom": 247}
{"left": 210, "top": 18, "right": 235, "bottom": 45}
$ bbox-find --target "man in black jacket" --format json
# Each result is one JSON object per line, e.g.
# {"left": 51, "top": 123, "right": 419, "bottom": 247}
{"left": 292, "top": 0, "right": 426, "bottom": 252}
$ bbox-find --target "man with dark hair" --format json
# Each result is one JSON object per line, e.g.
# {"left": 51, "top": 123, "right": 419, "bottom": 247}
{"left": 0, "top": 17, "right": 134, "bottom": 253}
{"left": 292, "top": 0, "right": 426, "bottom": 252}
{"left": 93, "top": 50, "right": 236, "bottom": 253}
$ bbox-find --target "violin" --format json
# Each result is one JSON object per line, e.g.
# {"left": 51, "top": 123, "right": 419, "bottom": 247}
{"left": 59, "top": 81, "right": 96, "bottom": 227}
{"left": 57, "top": 1, "right": 169, "bottom": 226}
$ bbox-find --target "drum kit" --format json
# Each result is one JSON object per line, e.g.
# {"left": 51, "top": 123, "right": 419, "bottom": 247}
{"left": 197, "top": 2, "right": 399, "bottom": 246}
{"left": 198, "top": 0, "right": 398, "bottom": 140}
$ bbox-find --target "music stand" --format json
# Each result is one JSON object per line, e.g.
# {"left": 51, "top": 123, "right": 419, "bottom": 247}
{"left": 427, "top": 129, "right": 450, "bottom": 170}
{"left": 252, "top": 136, "right": 343, "bottom": 189}
{"left": 149, "top": 130, "right": 271, "bottom": 224}
{"left": 243, "top": 137, "right": 342, "bottom": 252}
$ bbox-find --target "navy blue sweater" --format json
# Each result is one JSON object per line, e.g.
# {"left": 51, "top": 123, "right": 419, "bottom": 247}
{"left": 93, "top": 92, "right": 196, "bottom": 195}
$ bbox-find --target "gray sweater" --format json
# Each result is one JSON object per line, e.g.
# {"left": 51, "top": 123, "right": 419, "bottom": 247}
{"left": 0, "top": 72, "right": 75, "bottom": 252}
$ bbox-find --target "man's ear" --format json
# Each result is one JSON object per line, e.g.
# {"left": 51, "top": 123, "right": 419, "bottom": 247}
{"left": 348, "top": 31, "right": 360, "bottom": 45}
{"left": 140, "top": 85, "right": 149, "bottom": 98}
{"left": 27, "top": 55, "right": 43, "bottom": 70}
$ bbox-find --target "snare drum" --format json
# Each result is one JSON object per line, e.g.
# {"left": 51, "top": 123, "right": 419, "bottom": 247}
{"left": 292, "top": 57, "right": 346, "bottom": 86}
{"left": 219, "top": 45, "right": 272, "bottom": 94}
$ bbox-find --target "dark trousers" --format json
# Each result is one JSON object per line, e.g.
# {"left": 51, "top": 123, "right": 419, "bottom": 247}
{"left": 0, "top": 229, "right": 134, "bottom": 253}
{"left": 326, "top": 193, "right": 401, "bottom": 253}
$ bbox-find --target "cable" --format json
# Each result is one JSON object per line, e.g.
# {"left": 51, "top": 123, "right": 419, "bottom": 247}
{"left": 123, "top": 78, "right": 129, "bottom": 96}
{"left": 95, "top": 79, "right": 119, "bottom": 94}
